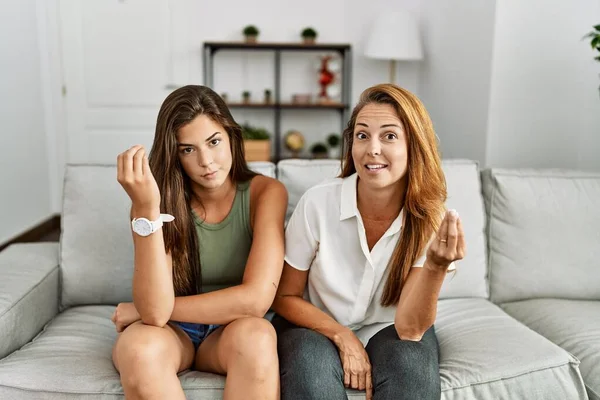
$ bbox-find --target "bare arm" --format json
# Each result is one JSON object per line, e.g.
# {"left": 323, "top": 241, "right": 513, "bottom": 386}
{"left": 271, "top": 263, "right": 348, "bottom": 341}
{"left": 117, "top": 145, "right": 174, "bottom": 327}
{"left": 130, "top": 206, "right": 174, "bottom": 327}
{"left": 169, "top": 178, "right": 288, "bottom": 325}
{"left": 394, "top": 210, "right": 465, "bottom": 340}
{"left": 273, "top": 263, "right": 374, "bottom": 398}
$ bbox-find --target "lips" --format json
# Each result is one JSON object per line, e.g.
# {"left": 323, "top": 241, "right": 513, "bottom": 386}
{"left": 202, "top": 170, "right": 217, "bottom": 177}
{"left": 365, "top": 164, "right": 388, "bottom": 170}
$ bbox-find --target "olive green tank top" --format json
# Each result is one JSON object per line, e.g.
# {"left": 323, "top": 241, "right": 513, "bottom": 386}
{"left": 193, "top": 180, "right": 253, "bottom": 293}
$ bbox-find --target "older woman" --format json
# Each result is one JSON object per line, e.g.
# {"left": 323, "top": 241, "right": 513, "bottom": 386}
{"left": 271, "top": 83, "right": 464, "bottom": 400}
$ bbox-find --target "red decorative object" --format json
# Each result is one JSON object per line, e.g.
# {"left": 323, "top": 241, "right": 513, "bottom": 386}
{"left": 318, "top": 56, "right": 335, "bottom": 101}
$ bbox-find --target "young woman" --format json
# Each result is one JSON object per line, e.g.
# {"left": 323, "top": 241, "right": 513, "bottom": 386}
{"left": 111, "top": 85, "right": 287, "bottom": 400}
{"left": 271, "top": 83, "right": 465, "bottom": 400}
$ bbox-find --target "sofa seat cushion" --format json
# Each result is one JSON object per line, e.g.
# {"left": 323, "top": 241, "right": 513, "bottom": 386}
{"left": 501, "top": 299, "right": 600, "bottom": 400}
{"left": 0, "top": 306, "right": 365, "bottom": 399}
{"left": 436, "top": 298, "right": 587, "bottom": 399}
{"left": 0, "top": 301, "right": 589, "bottom": 399}
{"left": 0, "top": 306, "right": 224, "bottom": 399}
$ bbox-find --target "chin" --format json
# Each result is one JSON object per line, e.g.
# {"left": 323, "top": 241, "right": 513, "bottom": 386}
{"left": 358, "top": 168, "right": 401, "bottom": 188}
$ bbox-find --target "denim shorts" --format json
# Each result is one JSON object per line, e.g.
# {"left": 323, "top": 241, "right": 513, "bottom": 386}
{"left": 171, "top": 321, "right": 220, "bottom": 350}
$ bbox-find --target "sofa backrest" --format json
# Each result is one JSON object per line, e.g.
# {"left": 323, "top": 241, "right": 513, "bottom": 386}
{"left": 436, "top": 160, "right": 488, "bottom": 299}
{"left": 60, "top": 159, "right": 487, "bottom": 309}
{"left": 482, "top": 168, "right": 600, "bottom": 304}
{"left": 59, "top": 162, "right": 275, "bottom": 309}
{"left": 277, "top": 159, "right": 342, "bottom": 220}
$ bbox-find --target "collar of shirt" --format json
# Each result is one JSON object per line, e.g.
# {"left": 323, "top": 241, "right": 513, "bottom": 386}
{"left": 339, "top": 172, "right": 404, "bottom": 238}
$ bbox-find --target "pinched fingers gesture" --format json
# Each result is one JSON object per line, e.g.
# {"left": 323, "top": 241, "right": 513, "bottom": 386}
{"left": 116, "top": 145, "right": 160, "bottom": 210}
{"left": 426, "top": 209, "right": 466, "bottom": 271}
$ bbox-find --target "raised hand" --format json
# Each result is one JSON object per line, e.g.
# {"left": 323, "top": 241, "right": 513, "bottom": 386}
{"left": 426, "top": 209, "right": 466, "bottom": 271}
{"left": 116, "top": 145, "right": 160, "bottom": 210}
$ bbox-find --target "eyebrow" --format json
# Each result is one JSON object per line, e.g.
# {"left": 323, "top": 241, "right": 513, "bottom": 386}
{"left": 177, "top": 132, "right": 221, "bottom": 147}
{"left": 356, "top": 123, "right": 401, "bottom": 129}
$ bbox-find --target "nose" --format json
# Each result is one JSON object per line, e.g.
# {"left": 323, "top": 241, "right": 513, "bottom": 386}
{"left": 367, "top": 138, "right": 381, "bottom": 157}
{"left": 197, "top": 148, "right": 213, "bottom": 167}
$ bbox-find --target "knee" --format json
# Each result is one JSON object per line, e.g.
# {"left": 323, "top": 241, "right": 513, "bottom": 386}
{"left": 114, "top": 328, "right": 173, "bottom": 391}
{"left": 372, "top": 341, "right": 439, "bottom": 393}
{"left": 225, "top": 317, "right": 277, "bottom": 368}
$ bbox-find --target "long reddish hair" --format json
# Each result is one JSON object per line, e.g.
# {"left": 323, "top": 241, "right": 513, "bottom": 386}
{"left": 148, "top": 85, "right": 256, "bottom": 296}
{"left": 340, "top": 84, "right": 447, "bottom": 306}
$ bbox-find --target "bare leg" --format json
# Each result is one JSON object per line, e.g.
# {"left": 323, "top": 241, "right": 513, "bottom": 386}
{"left": 112, "top": 321, "right": 195, "bottom": 400}
{"left": 195, "top": 317, "right": 279, "bottom": 400}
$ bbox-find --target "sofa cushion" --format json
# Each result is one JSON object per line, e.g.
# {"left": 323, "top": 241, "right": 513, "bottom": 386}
{"left": 277, "top": 159, "right": 488, "bottom": 299}
{"left": 482, "top": 168, "right": 600, "bottom": 304}
{"left": 247, "top": 161, "right": 276, "bottom": 178}
{"left": 436, "top": 298, "right": 587, "bottom": 399}
{"left": 501, "top": 299, "right": 600, "bottom": 400}
{"left": 0, "top": 302, "right": 587, "bottom": 399}
{"left": 0, "top": 243, "right": 59, "bottom": 359}
{"left": 437, "top": 160, "right": 488, "bottom": 299}
{"left": 0, "top": 306, "right": 360, "bottom": 399}
{"left": 60, "top": 162, "right": 276, "bottom": 308}
{"left": 276, "top": 159, "right": 342, "bottom": 221}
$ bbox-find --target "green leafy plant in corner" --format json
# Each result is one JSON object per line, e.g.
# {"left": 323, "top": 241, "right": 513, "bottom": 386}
{"left": 243, "top": 25, "right": 259, "bottom": 37}
{"left": 583, "top": 24, "right": 600, "bottom": 96}
{"left": 301, "top": 27, "right": 318, "bottom": 39}
{"left": 242, "top": 124, "right": 270, "bottom": 141}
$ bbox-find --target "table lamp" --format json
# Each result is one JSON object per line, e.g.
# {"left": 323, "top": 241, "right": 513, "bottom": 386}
{"left": 364, "top": 10, "right": 424, "bottom": 84}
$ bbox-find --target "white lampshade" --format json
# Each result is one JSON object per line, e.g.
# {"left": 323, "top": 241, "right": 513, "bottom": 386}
{"left": 365, "top": 11, "right": 423, "bottom": 61}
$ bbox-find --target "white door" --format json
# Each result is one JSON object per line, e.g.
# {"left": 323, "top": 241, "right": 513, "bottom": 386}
{"left": 60, "top": 0, "right": 189, "bottom": 164}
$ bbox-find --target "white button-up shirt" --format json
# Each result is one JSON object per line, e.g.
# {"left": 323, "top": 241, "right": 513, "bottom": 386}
{"left": 285, "top": 173, "right": 435, "bottom": 345}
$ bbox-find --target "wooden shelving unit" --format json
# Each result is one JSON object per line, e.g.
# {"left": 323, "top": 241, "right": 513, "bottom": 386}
{"left": 202, "top": 41, "right": 352, "bottom": 162}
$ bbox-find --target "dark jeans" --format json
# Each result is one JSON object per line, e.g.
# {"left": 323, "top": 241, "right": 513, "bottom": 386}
{"left": 272, "top": 315, "right": 441, "bottom": 400}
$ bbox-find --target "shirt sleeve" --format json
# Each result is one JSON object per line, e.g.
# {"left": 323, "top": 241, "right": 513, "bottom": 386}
{"left": 284, "top": 191, "right": 319, "bottom": 271}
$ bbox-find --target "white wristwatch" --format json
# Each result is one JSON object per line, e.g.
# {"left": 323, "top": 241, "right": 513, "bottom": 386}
{"left": 131, "top": 214, "right": 175, "bottom": 237}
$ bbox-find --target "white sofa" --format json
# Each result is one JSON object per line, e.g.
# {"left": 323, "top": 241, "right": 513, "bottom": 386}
{"left": 0, "top": 159, "right": 598, "bottom": 399}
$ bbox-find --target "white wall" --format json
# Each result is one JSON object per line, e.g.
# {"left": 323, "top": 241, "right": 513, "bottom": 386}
{"left": 417, "top": 0, "right": 497, "bottom": 164}
{"left": 0, "top": 0, "right": 54, "bottom": 244}
{"left": 58, "top": 0, "right": 425, "bottom": 166}
{"left": 486, "top": 0, "right": 600, "bottom": 170}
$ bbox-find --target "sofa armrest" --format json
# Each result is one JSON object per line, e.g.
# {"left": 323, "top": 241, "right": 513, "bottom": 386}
{"left": 0, "top": 243, "right": 60, "bottom": 359}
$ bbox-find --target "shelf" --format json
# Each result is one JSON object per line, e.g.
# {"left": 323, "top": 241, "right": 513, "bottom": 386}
{"left": 227, "top": 102, "right": 348, "bottom": 110}
{"left": 203, "top": 41, "right": 352, "bottom": 162}
{"left": 204, "top": 41, "right": 351, "bottom": 52}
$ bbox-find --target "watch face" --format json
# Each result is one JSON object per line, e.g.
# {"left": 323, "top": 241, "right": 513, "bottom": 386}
{"left": 133, "top": 219, "right": 153, "bottom": 236}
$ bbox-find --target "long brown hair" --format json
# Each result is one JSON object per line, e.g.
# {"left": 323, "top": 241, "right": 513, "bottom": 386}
{"left": 148, "top": 85, "right": 256, "bottom": 296}
{"left": 340, "top": 84, "right": 447, "bottom": 306}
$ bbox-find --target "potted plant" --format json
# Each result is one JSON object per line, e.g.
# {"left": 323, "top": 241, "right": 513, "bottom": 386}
{"left": 243, "top": 25, "right": 259, "bottom": 43}
{"left": 301, "top": 27, "right": 318, "bottom": 45}
{"left": 584, "top": 24, "right": 600, "bottom": 97}
{"left": 242, "top": 124, "right": 271, "bottom": 161}
{"left": 242, "top": 91, "right": 251, "bottom": 104}
{"left": 264, "top": 89, "right": 272, "bottom": 104}
{"left": 310, "top": 142, "right": 329, "bottom": 159}
{"left": 327, "top": 133, "right": 341, "bottom": 159}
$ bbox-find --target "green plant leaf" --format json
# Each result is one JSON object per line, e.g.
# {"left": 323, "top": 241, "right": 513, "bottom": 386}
{"left": 592, "top": 37, "right": 600, "bottom": 49}
{"left": 595, "top": 55, "right": 600, "bottom": 62}
{"left": 594, "top": 24, "right": 600, "bottom": 31}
